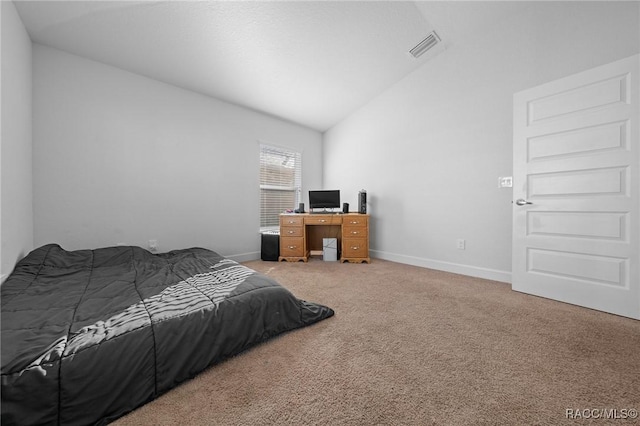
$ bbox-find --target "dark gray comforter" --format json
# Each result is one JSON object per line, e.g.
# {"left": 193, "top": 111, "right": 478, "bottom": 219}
{"left": 1, "top": 244, "right": 334, "bottom": 425}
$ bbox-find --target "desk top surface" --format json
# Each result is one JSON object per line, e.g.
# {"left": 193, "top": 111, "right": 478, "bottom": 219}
{"left": 280, "top": 212, "right": 368, "bottom": 216}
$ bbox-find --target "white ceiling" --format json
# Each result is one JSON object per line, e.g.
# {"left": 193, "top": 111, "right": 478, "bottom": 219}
{"left": 14, "top": 0, "right": 527, "bottom": 132}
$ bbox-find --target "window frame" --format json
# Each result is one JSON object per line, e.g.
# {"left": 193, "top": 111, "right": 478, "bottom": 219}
{"left": 259, "top": 143, "right": 302, "bottom": 232}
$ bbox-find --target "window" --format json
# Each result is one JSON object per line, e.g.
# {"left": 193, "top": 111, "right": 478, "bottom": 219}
{"left": 260, "top": 144, "right": 302, "bottom": 231}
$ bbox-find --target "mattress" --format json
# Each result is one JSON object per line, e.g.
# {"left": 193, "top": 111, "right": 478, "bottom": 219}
{"left": 1, "top": 244, "right": 334, "bottom": 425}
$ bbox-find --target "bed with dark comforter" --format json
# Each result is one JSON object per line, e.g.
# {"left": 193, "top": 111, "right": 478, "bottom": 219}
{"left": 1, "top": 244, "right": 334, "bottom": 425}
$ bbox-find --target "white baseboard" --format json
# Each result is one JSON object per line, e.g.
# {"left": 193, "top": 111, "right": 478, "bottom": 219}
{"left": 370, "top": 249, "right": 512, "bottom": 284}
{"left": 227, "top": 249, "right": 512, "bottom": 284}
{"left": 227, "top": 251, "right": 261, "bottom": 263}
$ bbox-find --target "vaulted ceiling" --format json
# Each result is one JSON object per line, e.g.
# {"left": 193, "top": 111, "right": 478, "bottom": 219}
{"left": 14, "top": 1, "right": 527, "bottom": 132}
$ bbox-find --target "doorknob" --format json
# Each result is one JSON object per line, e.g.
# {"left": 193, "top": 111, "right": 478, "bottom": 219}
{"left": 515, "top": 199, "right": 533, "bottom": 206}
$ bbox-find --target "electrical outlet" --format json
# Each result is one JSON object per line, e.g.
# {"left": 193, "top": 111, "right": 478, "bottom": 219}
{"left": 456, "top": 239, "right": 466, "bottom": 250}
{"left": 148, "top": 239, "right": 158, "bottom": 252}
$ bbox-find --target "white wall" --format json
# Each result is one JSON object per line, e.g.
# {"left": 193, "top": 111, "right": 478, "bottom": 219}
{"left": 324, "top": 1, "right": 640, "bottom": 282}
{"left": 1, "top": 0, "right": 33, "bottom": 281}
{"left": 33, "top": 45, "right": 322, "bottom": 260}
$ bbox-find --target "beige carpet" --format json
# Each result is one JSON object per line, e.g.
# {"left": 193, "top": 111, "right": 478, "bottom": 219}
{"left": 114, "top": 259, "right": 640, "bottom": 425}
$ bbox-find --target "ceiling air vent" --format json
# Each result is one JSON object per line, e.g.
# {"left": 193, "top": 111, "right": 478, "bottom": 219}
{"left": 409, "top": 31, "right": 441, "bottom": 58}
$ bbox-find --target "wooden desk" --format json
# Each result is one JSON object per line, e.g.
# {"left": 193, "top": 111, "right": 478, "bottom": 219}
{"left": 279, "top": 213, "right": 370, "bottom": 263}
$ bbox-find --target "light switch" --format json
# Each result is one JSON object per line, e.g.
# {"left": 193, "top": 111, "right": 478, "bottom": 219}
{"left": 498, "top": 176, "right": 513, "bottom": 188}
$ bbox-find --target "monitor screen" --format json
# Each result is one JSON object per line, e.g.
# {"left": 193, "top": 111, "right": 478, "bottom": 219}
{"left": 309, "top": 190, "right": 340, "bottom": 209}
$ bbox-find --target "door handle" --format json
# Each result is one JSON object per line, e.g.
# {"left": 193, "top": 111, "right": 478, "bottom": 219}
{"left": 515, "top": 199, "right": 533, "bottom": 206}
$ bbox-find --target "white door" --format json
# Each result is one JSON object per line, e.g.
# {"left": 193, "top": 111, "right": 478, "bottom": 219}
{"left": 513, "top": 54, "right": 639, "bottom": 320}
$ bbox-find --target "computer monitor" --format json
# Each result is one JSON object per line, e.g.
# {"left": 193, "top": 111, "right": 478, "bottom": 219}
{"left": 309, "top": 190, "right": 340, "bottom": 210}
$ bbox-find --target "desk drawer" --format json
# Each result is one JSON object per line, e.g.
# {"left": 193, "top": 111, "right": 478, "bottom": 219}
{"left": 305, "top": 215, "right": 342, "bottom": 225}
{"left": 343, "top": 226, "right": 367, "bottom": 238}
{"left": 342, "top": 239, "right": 368, "bottom": 258}
{"left": 344, "top": 216, "right": 368, "bottom": 227}
{"left": 281, "top": 226, "right": 303, "bottom": 237}
{"left": 280, "top": 237, "right": 304, "bottom": 257}
{"left": 280, "top": 216, "right": 303, "bottom": 226}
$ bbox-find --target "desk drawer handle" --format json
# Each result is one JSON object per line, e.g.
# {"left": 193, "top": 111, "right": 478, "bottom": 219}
{"left": 288, "top": 246, "right": 297, "bottom": 249}
{"left": 288, "top": 220, "right": 295, "bottom": 224}
{"left": 319, "top": 219, "right": 326, "bottom": 223}
{"left": 351, "top": 246, "right": 360, "bottom": 250}
{"left": 351, "top": 231, "right": 359, "bottom": 235}
{"left": 288, "top": 230, "right": 295, "bottom": 234}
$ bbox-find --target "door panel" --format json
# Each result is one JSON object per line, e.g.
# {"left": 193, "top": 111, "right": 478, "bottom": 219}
{"left": 513, "top": 55, "right": 639, "bottom": 319}
{"left": 527, "top": 120, "right": 627, "bottom": 161}
{"left": 527, "top": 73, "right": 630, "bottom": 124}
{"left": 527, "top": 249, "right": 626, "bottom": 286}
{"left": 527, "top": 211, "right": 627, "bottom": 240}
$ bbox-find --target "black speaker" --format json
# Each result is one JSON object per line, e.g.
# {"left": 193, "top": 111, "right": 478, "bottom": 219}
{"left": 342, "top": 202, "right": 349, "bottom": 213}
{"left": 295, "top": 203, "right": 305, "bottom": 213}
{"left": 261, "top": 232, "right": 280, "bottom": 261}
{"left": 358, "top": 190, "right": 367, "bottom": 214}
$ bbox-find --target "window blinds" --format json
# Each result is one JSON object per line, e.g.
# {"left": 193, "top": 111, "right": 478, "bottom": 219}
{"left": 259, "top": 144, "right": 302, "bottom": 230}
